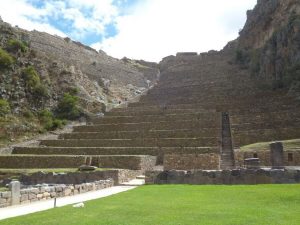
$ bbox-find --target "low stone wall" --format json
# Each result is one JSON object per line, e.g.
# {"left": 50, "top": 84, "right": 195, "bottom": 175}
{"left": 163, "top": 153, "right": 220, "bottom": 170}
{"left": 235, "top": 150, "right": 300, "bottom": 167}
{"left": 19, "top": 169, "right": 141, "bottom": 186}
{"left": 145, "top": 169, "right": 300, "bottom": 185}
{"left": 0, "top": 179, "right": 113, "bottom": 208}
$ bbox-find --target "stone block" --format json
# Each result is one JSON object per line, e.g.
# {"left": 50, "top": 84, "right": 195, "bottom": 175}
{"left": 43, "top": 192, "right": 50, "bottom": 198}
{"left": 270, "top": 142, "right": 284, "bottom": 169}
{"left": 20, "top": 194, "right": 28, "bottom": 202}
{"left": 0, "top": 198, "right": 7, "bottom": 204}
{"left": 37, "top": 194, "right": 43, "bottom": 199}
{"left": 1, "top": 191, "right": 11, "bottom": 199}
{"left": 28, "top": 193, "right": 37, "bottom": 200}
{"left": 9, "top": 181, "right": 20, "bottom": 205}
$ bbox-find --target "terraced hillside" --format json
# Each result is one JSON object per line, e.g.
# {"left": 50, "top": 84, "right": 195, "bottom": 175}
{"left": 1, "top": 48, "right": 299, "bottom": 171}
{"left": 0, "top": 0, "right": 299, "bottom": 171}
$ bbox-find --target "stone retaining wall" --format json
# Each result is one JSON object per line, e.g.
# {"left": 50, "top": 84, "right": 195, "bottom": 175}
{"left": 0, "top": 155, "right": 86, "bottom": 168}
{"left": 163, "top": 153, "right": 220, "bottom": 170}
{"left": 235, "top": 150, "right": 300, "bottom": 167}
{"left": 0, "top": 179, "right": 113, "bottom": 208}
{"left": 19, "top": 169, "right": 141, "bottom": 186}
{"left": 145, "top": 169, "right": 300, "bottom": 185}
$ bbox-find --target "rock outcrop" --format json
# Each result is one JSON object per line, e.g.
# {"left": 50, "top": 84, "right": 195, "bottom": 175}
{"left": 235, "top": 0, "right": 300, "bottom": 94}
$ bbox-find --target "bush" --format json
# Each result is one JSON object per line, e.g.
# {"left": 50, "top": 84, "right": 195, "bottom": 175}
{"left": 22, "top": 66, "right": 40, "bottom": 89}
{"left": 0, "top": 99, "right": 11, "bottom": 117}
{"left": 7, "top": 39, "right": 28, "bottom": 53}
{"left": 38, "top": 109, "right": 53, "bottom": 127}
{"left": 38, "top": 109, "right": 65, "bottom": 131}
{"left": 22, "top": 109, "right": 34, "bottom": 119}
{"left": 56, "top": 93, "right": 81, "bottom": 119}
{"left": 52, "top": 119, "right": 67, "bottom": 129}
{"left": 33, "top": 83, "right": 49, "bottom": 97}
{"left": 0, "top": 47, "right": 14, "bottom": 69}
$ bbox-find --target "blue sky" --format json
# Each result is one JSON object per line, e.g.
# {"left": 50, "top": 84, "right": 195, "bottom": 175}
{"left": 0, "top": 0, "right": 257, "bottom": 61}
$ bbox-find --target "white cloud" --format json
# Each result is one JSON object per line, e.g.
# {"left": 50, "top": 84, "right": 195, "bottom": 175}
{"left": 93, "top": 0, "right": 257, "bottom": 62}
{"left": 0, "top": 0, "right": 66, "bottom": 37}
{"left": 0, "top": 0, "right": 119, "bottom": 39}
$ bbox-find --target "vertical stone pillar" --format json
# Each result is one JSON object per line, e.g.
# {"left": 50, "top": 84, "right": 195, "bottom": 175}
{"left": 9, "top": 181, "right": 20, "bottom": 205}
{"left": 270, "top": 142, "right": 284, "bottom": 169}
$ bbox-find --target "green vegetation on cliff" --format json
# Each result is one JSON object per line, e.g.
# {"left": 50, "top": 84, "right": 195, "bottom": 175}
{"left": 56, "top": 92, "right": 81, "bottom": 120}
{"left": 22, "top": 66, "right": 49, "bottom": 98}
{"left": 0, "top": 99, "right": 11, "bottom": 117}
{"left": 0, "top": 47, "right": 14, "bottom": 69}
{"left": 7, "top": 39, "right": 28, "bottom": 53}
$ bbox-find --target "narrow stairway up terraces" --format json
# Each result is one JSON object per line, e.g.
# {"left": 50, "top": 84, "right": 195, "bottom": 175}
{"left": 1, "top": 51, "right": 300, "bottom": 171}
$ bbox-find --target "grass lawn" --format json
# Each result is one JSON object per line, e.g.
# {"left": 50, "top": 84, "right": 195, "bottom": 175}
{"left": 241, "top": 139, "right": 300, "bottom": 152}
{"left": 1, "top": 184, "right": 300, "bottom": 225}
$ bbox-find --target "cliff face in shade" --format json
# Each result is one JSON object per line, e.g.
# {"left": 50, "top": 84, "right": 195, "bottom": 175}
{"left": 236, "top": 0, "right": 300, "bottom": 94}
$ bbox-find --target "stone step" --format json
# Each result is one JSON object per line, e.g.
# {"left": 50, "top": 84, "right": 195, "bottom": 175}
{"left": 39, "top": 138, "right": 220, "bottom": 148}
{"left": 0, "top": 155, "right": 156, "bottom": 170}
{"left": 73, "top": 120, "right": 221, "bottom": 132}
{"left": 59, "top": 129, "right": 220, "bottom": 139}
{"left": 106, "top": 108, "right": 216, "bottom": 117}
{"left": 89, "top": 113, "right": 219, "bottom": 124}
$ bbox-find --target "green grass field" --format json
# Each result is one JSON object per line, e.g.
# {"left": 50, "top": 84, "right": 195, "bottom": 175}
{"left": 1, "top": 184, "right": 300, "bottom": 225}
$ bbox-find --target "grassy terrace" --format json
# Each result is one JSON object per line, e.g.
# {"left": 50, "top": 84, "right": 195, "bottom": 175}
{"left": 1, "top": 184, "right": 300, "bottom": 225}
{"left": 240, "top": 139, "right": 300, "bottom": 152}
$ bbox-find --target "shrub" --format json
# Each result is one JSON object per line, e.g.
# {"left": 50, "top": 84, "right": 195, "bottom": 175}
{"left": 33, "top": 83, "right": 49, "bottom": 97}
{"left": 56, "top": 93, "right": 81, "bottom": 120}
{"left": 22, "top": 66, "right": 40, "bottom": 89}
{"left": 0, "top": 99, "right": 11, "bottom": 117}
{"left": 38, "top": 109, "right": 65, "bottom": 131}
{"left": 7, "top": 39, "right": 28, "bottom": 53}
{"left": 52, "top": 119, "right": 67, "bottom": 129}
{"left": 22, "top": 109, "right": 34, "bottom": 119}
{"left": 0, "top": 47, "right": 14, "bottom": 69}
{"left": 39, "top": 110, "right": 53, "bottom": 130}
{"left": 67, "top": 87, "right": 79, "bottom": 95}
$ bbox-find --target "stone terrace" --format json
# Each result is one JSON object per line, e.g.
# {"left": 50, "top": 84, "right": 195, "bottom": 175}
{"left": 1, "top": 51, "right": 299, "bottom": 171}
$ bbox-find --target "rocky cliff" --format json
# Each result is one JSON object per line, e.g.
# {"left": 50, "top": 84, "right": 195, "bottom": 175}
{"left": 235, "top": 0, "right": 300, "bottom": 94}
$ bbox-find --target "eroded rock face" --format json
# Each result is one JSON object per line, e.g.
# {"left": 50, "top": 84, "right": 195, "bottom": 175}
{"left": 236, "top": 0, "right": 300, "bottom": 94}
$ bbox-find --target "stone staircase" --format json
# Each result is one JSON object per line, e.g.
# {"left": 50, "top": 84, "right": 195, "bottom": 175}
{"left": 220, "top": 112, "right": 234, "bottom": 169}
